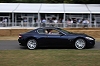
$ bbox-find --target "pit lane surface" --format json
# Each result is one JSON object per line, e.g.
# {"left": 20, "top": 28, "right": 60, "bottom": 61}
{"left": 0, "top": 40, "right": 100, "bottom": 50}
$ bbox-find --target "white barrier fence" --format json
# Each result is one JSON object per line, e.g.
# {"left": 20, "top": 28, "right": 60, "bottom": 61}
{"left": 0, "top": 22, "right": 100, "bottom": 28}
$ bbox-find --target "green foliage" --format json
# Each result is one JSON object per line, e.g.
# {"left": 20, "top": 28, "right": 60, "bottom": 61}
{"left": 0, "top": 0, "right": 100, "bottom": 3}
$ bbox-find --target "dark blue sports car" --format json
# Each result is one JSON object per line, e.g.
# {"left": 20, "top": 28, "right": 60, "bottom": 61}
{"left": 18, "top": 27, "right": 95, "bottom": 50}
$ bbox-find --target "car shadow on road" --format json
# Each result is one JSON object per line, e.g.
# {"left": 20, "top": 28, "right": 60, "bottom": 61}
{"left": 19, "top": 46, "right": 93, "bottom": 50}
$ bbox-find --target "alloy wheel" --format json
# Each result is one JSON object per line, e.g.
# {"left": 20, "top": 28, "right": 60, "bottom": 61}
{"left": 75, "top": 39, "right": 86, "bottom": 49}
{"left": 27, "top": 39, "right": 37, "bottom": 50}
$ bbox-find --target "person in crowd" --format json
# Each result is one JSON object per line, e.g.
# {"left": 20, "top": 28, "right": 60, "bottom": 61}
{"left": 72, "top": 18, "right": 77, "bottom": 27}
{"left": 41, "top": 18, "right": 46, "bottom": 27}
{"left": 57, "top": 18, "right": 63, "bottom": 27}
{"left": 49, "top": 18, "right": 53, "bottom": 23}
{"left": 62, "top": 18, "right": 65, "bottom": 23}
{"left": 2, "top": 18, "right": 7, "bottom": 27}
{"left": 34, "top": 18, "right": 38, "bottom": 27}
{"left": 82, "top": 18, "right": 89, "bottom": 28}
{"left": 53, "top": 18, "right": 58, "bottom": 27}
{"left": 48, "top": 18, "right": 54, "bottom": 27}
{"left": 77, "top": 18, "right": 81, "bottom": 27}
{"left": 67, "top": 18, "right": 71, "bottom": 27}
{"left": 23, "top": 17, "right": 27, "bottom": 26}
{"left": 77, "top": 18, "right": 81, "bottom": 24}
{"left": 58, "top": 18, "right": 62, "bottom": 23}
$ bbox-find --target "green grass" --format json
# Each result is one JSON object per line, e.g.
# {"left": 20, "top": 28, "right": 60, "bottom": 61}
{"left": 0, "top": 49, "right": 100, "bottom": 66}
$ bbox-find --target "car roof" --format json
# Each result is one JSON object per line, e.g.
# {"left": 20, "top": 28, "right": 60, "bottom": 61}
{"left": 38, "top": 27, "right": 59, "bottom": 29}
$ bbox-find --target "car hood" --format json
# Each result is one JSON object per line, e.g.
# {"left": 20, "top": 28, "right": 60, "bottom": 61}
{"left": 68, "top": 32, "right": 89, "bottom": 36}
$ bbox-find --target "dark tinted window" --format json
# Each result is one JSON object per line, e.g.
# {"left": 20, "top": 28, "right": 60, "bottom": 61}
{"left": 37, "top": 29, "right": 45, "bottom": 34}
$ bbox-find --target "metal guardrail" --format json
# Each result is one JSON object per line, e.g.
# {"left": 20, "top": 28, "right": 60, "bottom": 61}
{"left": 0, "top": 22, "right": 100, "bottom": 28}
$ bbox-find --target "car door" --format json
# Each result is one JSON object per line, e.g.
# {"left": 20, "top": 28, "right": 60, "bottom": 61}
{"left": 36, "top": 29, "right": 51, "bottom": 46}
{"left": 45, "top": 29, "right": 69, "bottom": 47}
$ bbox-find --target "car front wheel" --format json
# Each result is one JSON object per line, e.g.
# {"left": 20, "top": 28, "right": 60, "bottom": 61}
{"left": 27, "top": 39, "right": 37, "bottom": 50}
{"left": 75, "top": 38, "right": 86, "bottom": 49}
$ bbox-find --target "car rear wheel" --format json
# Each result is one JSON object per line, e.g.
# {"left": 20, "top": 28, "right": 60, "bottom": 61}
{"left": 27, "top": 39, "right": 37, "bottom": 50}
{"left": 75, "top": 39, "right": 86, "bottom": 49}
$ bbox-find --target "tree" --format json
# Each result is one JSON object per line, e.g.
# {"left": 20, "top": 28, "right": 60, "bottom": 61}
{"left": 44, "top": 0, "right": 64, "bottom": 3}
{"left": 0, "top": 0, "right": 100, "bottom": 3}
{"left": 71, "top": 0, "right": 100, "bottom": 4}
{"left": 0, "top": 0, "right": 14, "bottom": 3}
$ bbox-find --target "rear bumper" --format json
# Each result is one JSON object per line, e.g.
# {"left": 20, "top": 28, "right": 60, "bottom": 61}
{"left": 18, "top": 38, "right": 27, "bottom": 46}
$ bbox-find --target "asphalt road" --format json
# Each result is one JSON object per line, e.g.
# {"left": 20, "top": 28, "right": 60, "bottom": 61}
{"left": 0, "top": 40, "right": 100, "bottom": 50}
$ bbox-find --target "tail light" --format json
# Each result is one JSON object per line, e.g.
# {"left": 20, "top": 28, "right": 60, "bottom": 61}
{"left": 19, "top": 35, "right": 22, "bottom": 38}
{"left": 19, "top": 34, "right": 22, "bottom": 38}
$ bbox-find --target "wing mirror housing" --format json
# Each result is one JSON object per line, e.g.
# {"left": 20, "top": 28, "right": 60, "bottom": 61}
{"left": 59, "top": 32, "right": 65, "bottom": 36}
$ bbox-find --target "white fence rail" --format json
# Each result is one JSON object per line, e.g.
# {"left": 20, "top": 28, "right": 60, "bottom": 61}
{"left": 0, "top": 22, "right": 100, "bottom": 28}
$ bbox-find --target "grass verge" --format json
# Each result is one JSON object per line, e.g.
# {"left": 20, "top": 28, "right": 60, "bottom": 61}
{"left": 0, "top": 36, "right": 18, "bottom": 40}
{"left": 0, "top": 50, "right": 100, "bottom": 66}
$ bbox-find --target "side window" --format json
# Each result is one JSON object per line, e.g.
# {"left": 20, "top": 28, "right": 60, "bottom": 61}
{"left": 37, "top": 29, "right": 45, "bottom": 34}
{"left": 50, "top": 30, "right": 58, "bottom": 33}
{"left": 48, "top": 29, "right": 59, "bottom": 35}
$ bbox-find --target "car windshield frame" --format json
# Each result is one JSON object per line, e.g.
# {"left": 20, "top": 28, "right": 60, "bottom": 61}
{"left": 56, "top": 28, "right": 71, "bottom": 34}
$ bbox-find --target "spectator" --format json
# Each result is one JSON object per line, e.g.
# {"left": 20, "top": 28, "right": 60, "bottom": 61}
{"left": 82, "top": 19, "right": 89, "bottom": 28}
{"left": 77, "top": 18, "right": 81, "bottom": 27}
{"left": 77, "top": 18, "right": 81, "bottom": 24}
{"left": 67, "top": 18, "right": 71, "bottom": 27}
{"left": 49, "top": 18, "right": 54, "bottom": 27}
{"left": 49, "top": 18, "right": 53, "bottom": 23}
{"left": 72, "top": 18, "right": 77, "bottom": 27}
{"left": 2, "top": 18, "right": 7, "bottom": 27}
{"left": 34, "top": 18, "right": 38, "bottom": 27}
{"left": 23, "top": 17, "right": 27, "bottom": 26}
{"left": 41, "top": 18, "right": 46, "bottom": 27}
{"left": 53, "top": 18, "right": 58, "bottom": 27}
{"left": 58, "top": 18, "right": 62, "bottom": 23}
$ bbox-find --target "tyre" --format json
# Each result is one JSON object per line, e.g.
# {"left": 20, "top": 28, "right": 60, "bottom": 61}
{"left": 75, "top": 38, "right": 86, "bottom": 49}
{"left": 27, "top": 39, "right": 37, "bottom": 50}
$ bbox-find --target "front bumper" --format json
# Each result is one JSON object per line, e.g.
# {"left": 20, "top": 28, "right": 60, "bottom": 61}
{"left": 86, "top": 40, "right": 95, "bottom": 47}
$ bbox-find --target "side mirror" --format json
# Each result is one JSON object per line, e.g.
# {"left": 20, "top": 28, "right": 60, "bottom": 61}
{"left": 59, "top": 32, "right": 65, "bottom": 36}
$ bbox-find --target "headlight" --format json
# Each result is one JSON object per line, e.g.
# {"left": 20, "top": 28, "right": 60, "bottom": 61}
{"left": 85, "top": 37, "right": 94, "bottom": 40}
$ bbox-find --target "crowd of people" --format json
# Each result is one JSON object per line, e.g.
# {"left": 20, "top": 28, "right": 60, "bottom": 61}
{"left": 0, "top": 17, "right": 90, "bottom": 28}
{"left": 41, "top": 18, "right": 63, "bottom": 27}
{"left": 0, "top": 17, "right": 8, "bottom": 27}
{"left": 41, "top": 18, "right": 90, "bottom": 27}
{"left": 66, "top": 18, "right": 90, "bottom": 27}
